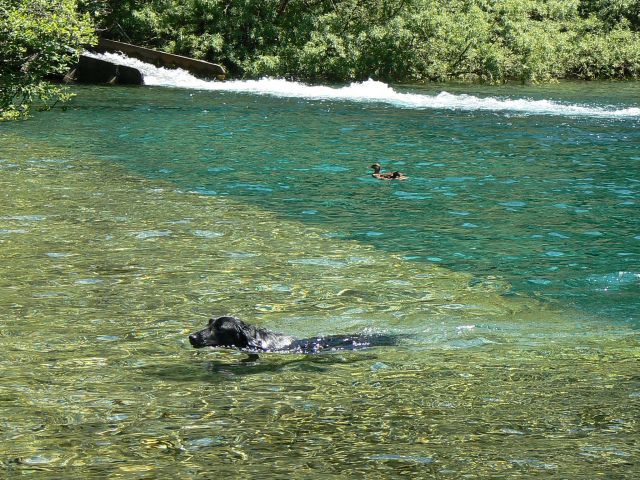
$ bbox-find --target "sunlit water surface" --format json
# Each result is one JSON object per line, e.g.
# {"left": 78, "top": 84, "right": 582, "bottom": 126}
{"left": 0, "top": 76, "right": 638, "bottom": 478}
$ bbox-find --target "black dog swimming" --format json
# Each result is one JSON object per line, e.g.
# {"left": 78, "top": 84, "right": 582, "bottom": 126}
{"left": 189, "top": 316, "right": 397, "bottom": 356}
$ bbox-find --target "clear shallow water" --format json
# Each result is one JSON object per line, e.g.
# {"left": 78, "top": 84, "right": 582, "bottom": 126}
{"left": 0, "top": 73, "right": 639, "bottom": 478}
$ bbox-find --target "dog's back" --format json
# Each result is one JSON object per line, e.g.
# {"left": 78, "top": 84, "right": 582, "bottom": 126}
{"left": 286, "top": 333, "right": 398, "bottom": 354}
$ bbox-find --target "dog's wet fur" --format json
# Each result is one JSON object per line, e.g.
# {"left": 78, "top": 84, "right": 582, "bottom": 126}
{"left": 189, "top": 316, "right": 397, "bottom": 355}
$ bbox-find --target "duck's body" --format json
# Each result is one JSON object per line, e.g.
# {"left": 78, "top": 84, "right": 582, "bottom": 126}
{"left": 370, "top": 163, "right": 408, "bottom": 181}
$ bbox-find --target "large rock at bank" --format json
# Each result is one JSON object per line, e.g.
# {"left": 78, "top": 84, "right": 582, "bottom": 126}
{"left": 69, "top": 55, "right": 143, "bottom": 85}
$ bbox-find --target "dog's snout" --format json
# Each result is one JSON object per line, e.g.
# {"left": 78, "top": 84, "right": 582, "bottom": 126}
{"left": 189, "top": 332, "right": 202, "bottom": 347}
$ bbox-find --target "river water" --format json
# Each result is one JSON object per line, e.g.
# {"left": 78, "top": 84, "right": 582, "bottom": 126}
{"left": 0, "top": 56, "right": 638, "bottom": 478}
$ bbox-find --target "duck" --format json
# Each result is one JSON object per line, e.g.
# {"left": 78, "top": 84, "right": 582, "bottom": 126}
{"left": 370, "top": 163, "right": 408, "bottom": 180}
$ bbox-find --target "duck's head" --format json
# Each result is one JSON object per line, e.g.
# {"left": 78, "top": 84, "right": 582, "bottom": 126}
{"left": 370, "top": 163, "right": 382, "bottom": 172}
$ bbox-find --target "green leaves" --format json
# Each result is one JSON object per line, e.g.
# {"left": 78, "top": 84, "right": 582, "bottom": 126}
{"left": 99, "top": 0, "right": 638, "bottom": 83}
{"left": 1, "top": 0, "right": 95, "bottom": 120}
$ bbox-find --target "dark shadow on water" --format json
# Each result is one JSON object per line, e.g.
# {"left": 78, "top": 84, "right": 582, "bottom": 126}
{"left": 143, "top": 350, "right": 381, "bottom": 383}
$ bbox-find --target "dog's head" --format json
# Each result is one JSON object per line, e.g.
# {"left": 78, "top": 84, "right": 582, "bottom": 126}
{"left": 189, "top": 316, "right": 256, "bottom": 350}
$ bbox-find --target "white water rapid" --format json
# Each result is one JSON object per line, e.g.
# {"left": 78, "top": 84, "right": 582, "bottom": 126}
{"left": 84, "top": 51, "right": 640, "bottom": 119}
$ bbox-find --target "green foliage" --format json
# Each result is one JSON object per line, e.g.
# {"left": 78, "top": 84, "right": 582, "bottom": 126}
{"left": 0, "top": 0, "right": 95, "bottom": 120}
{"left": 4, "top": 0, "right": 635, "bottom": 89}
{"left": 579, "top": 0, "right": 640, "bottom": 29}
{"left": 90, "top": 0, "right": 638, "bottom": 83}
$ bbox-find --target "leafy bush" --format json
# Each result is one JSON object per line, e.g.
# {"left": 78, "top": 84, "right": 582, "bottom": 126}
{"left": 0, "top": 0, "right": 95, "bottom": 120}
{"left": 5, "top": 0, "right": 637, "bottom": 91}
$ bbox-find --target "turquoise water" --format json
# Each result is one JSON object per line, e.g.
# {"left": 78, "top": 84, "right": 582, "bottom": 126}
{"left": 31, "top": 83, "right": 640, "bottom": 322}
{"left": 1, "top": 79, "right": 639, "bottom": 478}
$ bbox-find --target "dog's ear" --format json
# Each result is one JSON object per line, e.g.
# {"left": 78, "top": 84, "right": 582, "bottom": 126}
{"left": 233, "top": 322, "right": 263, "bottom": 350}
{"left": 230, "top": 321, "right": 252, "bottom": 349}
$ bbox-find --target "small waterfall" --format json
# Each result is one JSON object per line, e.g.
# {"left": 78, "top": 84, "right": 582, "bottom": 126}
{"left": 84, "top": 51, "right": 640, "bottom": 119}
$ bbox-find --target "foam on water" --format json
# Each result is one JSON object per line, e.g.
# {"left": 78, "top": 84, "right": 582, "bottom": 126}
{"left": 586, "top": 271, "right": 640, "bottom": 291}
{"left": 85, "top": 51, "right": 640, "bottom": 118}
